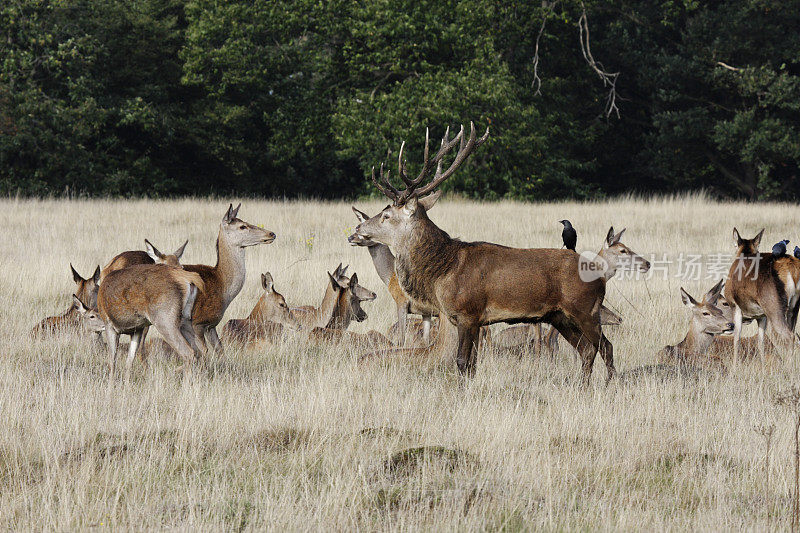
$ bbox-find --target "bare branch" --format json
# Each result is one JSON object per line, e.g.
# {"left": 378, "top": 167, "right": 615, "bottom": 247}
{"left": 578, "top": 1, "right": 620, "bottom": 118}
{"left": 531, "top": 1, "right": 558, "bottom": 95}
{"left": 716, "top": 61, "right": 741, "bottom": 72}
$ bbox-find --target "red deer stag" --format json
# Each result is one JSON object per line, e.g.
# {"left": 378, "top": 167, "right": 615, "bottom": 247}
{"left": 352, "top": 123, "right": 650, "bottom": 383}
{"left": 725, "top": 229, "right": 800, "bottom": 361}
{"left": 183, "top": 204, "right": 276, "bottom": 355}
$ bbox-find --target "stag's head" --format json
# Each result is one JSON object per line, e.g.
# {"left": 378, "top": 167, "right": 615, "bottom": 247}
{"left": 681, "top": 280, "right": 734, "bottom": 336}
{"left": 71, "top": 264, "right": 101, "bottom": 310}
{"left": 72, "top": 294, "right": 105, "bottom": 333}
{"left": 600, "top": 227, "right": 651, "bottom": 275}
{"left": 220, "top": 203, "right": 276, "bottom": 248}
{"left": 258, "top": 272, "right": 301, "bottom": 330}
{"left": 145, "top": 238, "right": 188, "bottom": 267}
{"left": 352, "top": 122, "right": 488, "bottom": 248}
{"left": 732, "top": 227, "right": 764, "bottom": 256}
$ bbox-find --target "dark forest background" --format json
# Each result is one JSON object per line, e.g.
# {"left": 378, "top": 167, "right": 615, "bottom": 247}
{"left": 1, "top": 0, "right": 798, "bottom": 200}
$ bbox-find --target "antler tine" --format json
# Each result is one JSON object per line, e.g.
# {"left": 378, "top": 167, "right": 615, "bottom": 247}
{"left": 381, "top": 165, "right": 401, "bottom": 198}
{"left": 397, "top": 141, "right": 413, "bottom": 187}
{"left": 371, "top": 164, "right": 399, "bottom": 202}
{"left": 413, "top": 122, "right": 489, "bottom": 198}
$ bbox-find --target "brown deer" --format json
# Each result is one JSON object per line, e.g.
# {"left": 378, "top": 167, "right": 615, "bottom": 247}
{"left": 351, "top": 123, "right": 649, "bottom": 382}
{"left": 183, "top": 204, "right": 276, "bottom": 355}
{"left": 99, "top": 239, "right": 188, "bottom": 282}
{"left": 31, "top": 264, "right": 101, "bottom": 336}
{"left": 291, "top": 264, "right": 349, "bottom": 329}
{"left": 724, "top": 228, "right": 800, "bottom": 361}
{"left": 656, "top": 280, "right": 734, "bottom": 366}
{"left": 90, "top": 264, "right": 206, "bottom": 376}
{"left": 351, "top": 199, "right": 439, "bottom": 345}
{"left": 708, "top": 292, "right": 777, "bottom": 361}
{"left": 222, "top": 273, "right": 301, "bottom": 344}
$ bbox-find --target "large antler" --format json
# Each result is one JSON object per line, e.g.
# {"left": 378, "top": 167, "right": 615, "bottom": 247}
{"left": 373, "top": 121, "right": 489, "bottom": 205}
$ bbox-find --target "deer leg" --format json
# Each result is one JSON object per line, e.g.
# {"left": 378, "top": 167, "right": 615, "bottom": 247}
{"left": 180, "top": 319, "right": 202, "bottom": 360}
{"left": 733, "top": 306, "right": 743, "bottom": 361}
{"left": 396, "top": 304, "right": 407, "bottom": 346}
{"left": 205, "top": 327, "right": 223, "bottom": 356}
{"left": 136, "top": 325, "right": 150, "bottom": 367}
{"left": 551, "top": 314, "right": 600, "bottom": 386}
{"left": 546, "top": 326, "right": 560, "bottom": 357}
{"left": 104, "top": 328, "right": 119, "bottom": 377}
{"left": 757, "top": 317, "right": 767, "bottom": 363}
{"left": 422, "top": 315, "right": 432, "bottom": 343}
{"left": 455, "top": 324, "right": 480, "bottom": 377}
{"left": 599, "top": 334, "right": 615, "bottom": 384}
{"left": 765, "top": 306, "right": 800, "bottom": 356}
{"left": 154, "top": 317, "right": 195, "bottom": 373}
{"left": 126, "top": 328, "right": 143, "bottom": 376}
{"left": 193, "top": 324, "right": 208, "bottom": 355}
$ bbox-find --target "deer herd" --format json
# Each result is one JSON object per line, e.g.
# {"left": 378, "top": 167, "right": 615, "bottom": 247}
{"left": 32, "top": 123, "right": 800, "bottom": 384}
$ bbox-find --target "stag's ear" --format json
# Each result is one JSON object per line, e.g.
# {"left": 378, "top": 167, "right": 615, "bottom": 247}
{"left": 262, "top": 272, "right": 274, "bottom": 292}
{"left": 680, "top": 288, "right": 698, "bottom": 308}
{"left": 418, "top": 190, "right": 441, "bottom": 211}
{"left": 71, "top": 263, "right": 84, "bottom": 283}
{"left": 402, "top": 197, "right": 419, "bottom": 215}
{"left": 145, "top": 239, "right": 163, "bottom": 262}
{"left": 732, "top": 227, "right": 742, "bottom": 245}
{"left": 91, "top": 265, "right": 101, "bottom": 284}
{"left": 704, "top": 279, "right": 724, "bottom": 305}
{"left": 72, "top": 294, "right": 88, "bottom": 314}
{"left": 753, "top": 228, "right": 765, "bottom": 249}
{"left": 174, "top": 239, "right": 188, "bottom": 260}
{"left": 604, "top": 227, "right": 615, "bottom": 247}
{"left": 352, "top": 206, "right": 370, "bottom": 223}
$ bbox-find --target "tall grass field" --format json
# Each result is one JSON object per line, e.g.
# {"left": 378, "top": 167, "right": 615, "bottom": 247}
{"left": 1, "top": 195, "right": 799, "bottom": 530}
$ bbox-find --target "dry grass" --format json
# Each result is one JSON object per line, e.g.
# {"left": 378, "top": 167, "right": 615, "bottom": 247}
{"left": 1, "top": 194, "right": 799, "bottom": 530}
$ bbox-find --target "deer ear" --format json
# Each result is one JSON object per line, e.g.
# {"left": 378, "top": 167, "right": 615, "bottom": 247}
{"left": 613, "top": 228, "right": 626, "bottom": 244}
{"left": 174, "top": 239, "right": 188, "bottom": 260}
{"left": 403, "top": 197, "right": 418, "bottom": 215}
{"left": 680, "top": 288, "right": 698, "bottom": 308}
{"left": 605, "top": 227, "right": 615, "bottom": 247}
{"left": 223, "top": 204, "right": 234, "bottom": 223}
{"left": 352, "top": 206, "right": 370, "bottom": 223}
{"left": 704, "top": 279, "right": 724, "bottom": 304}
{"left": 71, "top": 264, "right": 84, "bottom": 283}
{"left": 418, "top": 190, "right": 441, "bottom": 211}
{"left": 92, "top": 265, "right": 101, "bottom": 284}
{"left": 262, "top": 272, "right": 274, "bottom": 292}
{"left": 753, "top": 228, "right": 765, "bottom": 249}
{"left": 732, "top": 228, "right": 741, "bottom": 245}
{"left": 72, "top": 294, "right": 88, "bottom": 314}
{"left": 144, "top": 239, "right": 162, "bottom": 261}
{"left": 327, "top": 271, "right": 340, "bottom": 289}
{"left": 349, "top": 272, "right": 358, "bottom": 288}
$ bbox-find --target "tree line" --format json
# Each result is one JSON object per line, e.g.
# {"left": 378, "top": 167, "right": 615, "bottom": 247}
{"left": 1, "top": 0, "right": 798, "bottom": 200}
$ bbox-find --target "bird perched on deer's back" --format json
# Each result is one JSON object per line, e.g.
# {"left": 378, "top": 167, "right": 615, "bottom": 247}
{"left": 559, "top": 220, "right": 577, "bottom": 251}
{"left": 795, "top": 246, "right": 800, "bottom": 259}
{"left": 772, "top": 239, "right": 789, "bottom": 257}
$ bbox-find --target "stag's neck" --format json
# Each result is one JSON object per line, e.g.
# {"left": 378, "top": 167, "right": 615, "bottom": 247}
{"left": 214, "top": 228, "right": 247, "bottom": 309}
{"left": 368, "top": 244, "right": 396, "bottom": 287}
{"left": 394, "top": 214, "right": 460, "bottom": 307}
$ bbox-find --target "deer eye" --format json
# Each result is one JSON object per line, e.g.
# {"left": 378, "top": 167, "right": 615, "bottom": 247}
{"left": 620, "top": 249, "right": 628, "bottom": 254}
{"left": 239, "top": 225, "right": 247, "bottom": 230}
{"left": 702, "top": 312, "right": 710, "bottom": 316}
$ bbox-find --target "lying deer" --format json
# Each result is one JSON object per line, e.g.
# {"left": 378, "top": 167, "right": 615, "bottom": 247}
{"left": 222, "top": 273, "right": 301, "bottom": 344}
{"left": 656, "top": 280, "right": 734, "bottom": 366}
{"left": 352, "top": 123, "right": 649, "bottom": 383}
{"left": 183, "top": 204, "right": 276, "bottom": 355}
{"left": 351, "top": 200, "right": 439, "bottom": 345}
{"left": 88, "top": 264, "right": 206, "bottom": 376}
{"left": 31, "top": 264, "right": 100, "bottom": 336}
{"left": 725, "top": 228, "right": 800, "bottom": 361}
{"left": 291, "top": 264, "right": 349, "bottom": 329}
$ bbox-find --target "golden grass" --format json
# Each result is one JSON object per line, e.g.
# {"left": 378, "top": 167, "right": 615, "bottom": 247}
{"left": 1, "top": 194, "right": 799, "bottom": 530}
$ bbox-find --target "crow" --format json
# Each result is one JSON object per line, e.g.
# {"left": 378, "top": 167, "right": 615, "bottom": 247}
{"left": 795, "top": 245, "right": 800, "bottom": 259}
{"left": 772, "top": 239, "right": 789, "bottom": 257}
{"left": 559, "top": 220, "right": 577, "bottom": 251}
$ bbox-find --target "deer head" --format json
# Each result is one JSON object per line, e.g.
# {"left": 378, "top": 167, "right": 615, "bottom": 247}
{"left": 72, "top": 294, "right": 105, "bottom": 333}
{"left": 220, "top": 203, "right": 276, "bottom": 248}
{"left": 353, "top": 122, "right": 487, "bottom": 248}
{"left": 145, "top": 238, "right": 188, "bottom": 267}
{"left": 681, "top": 281, "right": 735, "bottom": 336}
{"left": 348, "top": 192, "right": 441, "bottom": 247}
{"left": 70, "top": 264, "right": 101, "bottom": 310}
{"left": 732, "top": 227, "right": 764, "bottom": 256}
{"left": 598, "top": 227, "right": 651, "bottom": 277}
{"left": 336, "top": 272, "right": 377, "bottom": 322}
{"left": 258, "top": 272, "right": 301, "bottom": 330}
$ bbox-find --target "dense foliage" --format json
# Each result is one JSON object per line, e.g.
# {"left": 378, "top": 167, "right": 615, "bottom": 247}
{"left": 1, "top": 0, "right": 798, "bottom": 200}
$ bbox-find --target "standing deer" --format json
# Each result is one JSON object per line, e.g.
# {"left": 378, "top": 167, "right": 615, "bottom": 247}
{"left": 351, "top": 123, "right": 649, "bottom": 382}
{"left": 223, "top": 273, "right": 301, "bottom": 344}
{"left": 351, "top": 199, "right": 439, "bottom": 345}
{"left": 91, "top": 264, "right": 206, "bottom": 376}
{"left": 708, "top": 291, "right": 777, "bottom": 361}
{"left": 656, "top": 280, "right": 735, "bottom": 365}
{"left": 31, "top": 264, "right": 101, "bottom": 335}
{"left": 183, "top": 204, "right": 276, "bottom": 355}
{"left": 725, "top": 228, "right": 800, "bottom": 361}
{"left": 99, "top": 239, "right": 188, "bottom": 282}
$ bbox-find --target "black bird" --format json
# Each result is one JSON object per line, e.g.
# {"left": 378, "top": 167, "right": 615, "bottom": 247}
{"left": 794, "top": 246, "right": 800, "bottom": 259}
{"left": 772, "top": 239, "right": 789, "bottom": 257}
{"left": 559, "top": 220, "right": 577, "bottom": 251}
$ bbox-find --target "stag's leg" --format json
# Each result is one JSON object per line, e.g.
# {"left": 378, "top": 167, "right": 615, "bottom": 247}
{"left": 396, "top": 304, "right": 406, "bottom": 346}
{"left": 104, "top": 328, "right": 120, "bottom": 377}
{"left": 205, "top": 327, "right": 223, "bottom": 356}
{"left": 455, "top": 324, "right": 480, "bottom": 377}
{"left": 546, "top": 326, "right": 560, "bottom": 357}
{"left": 733, "top": 306, "right": 743, "bottom": 361}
